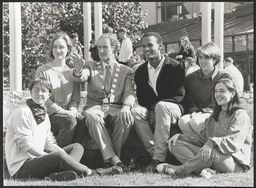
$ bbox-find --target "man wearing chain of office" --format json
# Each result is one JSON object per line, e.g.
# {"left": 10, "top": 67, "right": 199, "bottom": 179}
{"left": 72, "top": 33, "right": 135, "bottom": 172}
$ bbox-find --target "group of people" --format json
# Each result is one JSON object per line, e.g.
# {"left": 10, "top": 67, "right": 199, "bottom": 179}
{"left": 5, "top": 29, "right": 252, "bottom": 182}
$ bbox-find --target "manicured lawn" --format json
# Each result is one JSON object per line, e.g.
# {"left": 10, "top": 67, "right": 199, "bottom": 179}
{"left": 2, "top": 92, "right": 254, "bottom": 186}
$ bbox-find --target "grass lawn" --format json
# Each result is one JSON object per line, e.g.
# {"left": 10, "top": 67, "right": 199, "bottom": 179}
{"left": 2, "top": 92, "right": 254, "bottom": 186}
{"left": 3, "top": 169, "right": 254, "bottom": 186}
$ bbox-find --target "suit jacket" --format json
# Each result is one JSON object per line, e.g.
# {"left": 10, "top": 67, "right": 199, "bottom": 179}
{"left": 79, "top": 60, "right": 136, "bottom": 116}
{"left": 134, "top": 55, "right": 185, "bottom": 113}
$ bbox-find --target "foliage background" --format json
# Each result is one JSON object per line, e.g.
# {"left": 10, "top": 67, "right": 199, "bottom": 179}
{"left": 3, "top": 2, "right": 148, "bottom": 89}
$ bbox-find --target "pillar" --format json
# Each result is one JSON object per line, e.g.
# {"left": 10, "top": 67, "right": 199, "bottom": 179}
{"left": 214, "top": 2, "right": 224, "bottom": 69}
{"left": 94, "top": 2, "right": 103, "bottom": 40}
{"left": 201, "top": 2, "right": 211, "bottom": 44}
{"left": 9, "top": 2, "right": 22, "bottom": 91}
{"left": 83, "top": 2, "right": 92, "bottom": 62}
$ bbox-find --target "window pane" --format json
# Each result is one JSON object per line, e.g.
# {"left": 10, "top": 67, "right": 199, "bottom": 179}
{"left": 166, "top": 43, "right": 179, "bottom": 54}
{"left": 248, "top": 34, "right": 254, "bottom": 51}
{"left": 235, "top": 35, "right": 246, "bottom": 52}
{"left": 224, "top": 36, "right": 232, "bottom": 53}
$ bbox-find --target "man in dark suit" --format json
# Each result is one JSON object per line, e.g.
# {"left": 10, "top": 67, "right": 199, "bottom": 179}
{"left": 131, "top": 32, "right": 185, "bottom": 172}
{"left": 72, "top": 33, "right": 136, "bottom": 173}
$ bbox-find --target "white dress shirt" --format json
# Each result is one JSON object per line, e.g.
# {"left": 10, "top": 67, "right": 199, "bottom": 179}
{"left": 147, "top": 56, "right": 165, "bottom": 95}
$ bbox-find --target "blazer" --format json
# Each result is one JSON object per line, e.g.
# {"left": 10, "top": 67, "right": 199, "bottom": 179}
{"left": 79, "top": 60, "right": 136, "bottom": 115}
{"left": 134, "top": 55, "right": 185, "bottom": 113}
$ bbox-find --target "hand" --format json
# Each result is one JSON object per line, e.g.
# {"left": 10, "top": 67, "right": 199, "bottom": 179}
{"left": 65, "top": 109, "right": 78, "bottom": 118}
{"left": 117, "top": 105, "right": 134, "bottom": 126}
{"left": 200, "top": 143, "right": 213, "bottom": 162}
{"left": 190, "top": 111, "right": 200, "bottom": 118}
{"left": 69, "top": 52, "right": 85, "bottom": 73}
{"left": 176, "top": 55, "right": 183, "bottom": 59}
{"left": 167, "top": 133, "right": 180, "bottom": 152}
{"left": 147, "top": 110, "right": 155, "bottom": 128}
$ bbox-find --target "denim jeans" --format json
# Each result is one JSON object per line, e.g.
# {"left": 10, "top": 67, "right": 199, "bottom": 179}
{"left": 171, "top": 140, "right": 244, "bottom": 175}
{"left": 49, "top": 113, "right": 77, "bottom": 148}
{"left": 13, "top": 143, "right": 90, "bottom": 179}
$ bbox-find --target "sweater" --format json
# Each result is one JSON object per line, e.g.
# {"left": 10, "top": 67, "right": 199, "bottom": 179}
{"left": 5, "top": 105, "right": 56, "bottom": 176}
{"left": 35, "top": 64, "right": 81, "bottom": 115}
{"left": 179, "top": 109, "right": 252, "bottom": 170}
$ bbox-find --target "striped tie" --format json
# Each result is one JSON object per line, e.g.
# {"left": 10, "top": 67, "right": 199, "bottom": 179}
{"left": 104, "top": 65, "right": 112, "bottom": 94}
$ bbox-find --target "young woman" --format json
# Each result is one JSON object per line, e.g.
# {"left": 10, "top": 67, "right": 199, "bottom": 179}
{"left": 178, "top": 42, "right": 232, "bottom": 135}
{"left": 35, "top": 33, "right": 85, "bottom": 148}
{"left": 5, "top": 77, "right": 123, "bottom": 181}
{"left": 175, "top": 36, "right": 195, "bottom": 67}
{"left": 157, "top": 78, "right": 252, "bottom": 176}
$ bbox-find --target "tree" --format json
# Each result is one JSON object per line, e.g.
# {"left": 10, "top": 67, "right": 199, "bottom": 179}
{"left": 58, "top": 2, "right": 148, "bottom": 43}
{"left": 3, "top": 2, "right": 148, "bottom": 89}
{"left": 3, "top": 2, "right": 60, "bottom": 89}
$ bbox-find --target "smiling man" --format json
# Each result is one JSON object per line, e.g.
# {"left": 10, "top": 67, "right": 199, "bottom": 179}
{"left": 72, "top": 33, "right": 136, "bottom": 173}
{"left": 131, "top": 32, "right": 186, "bottom": 172}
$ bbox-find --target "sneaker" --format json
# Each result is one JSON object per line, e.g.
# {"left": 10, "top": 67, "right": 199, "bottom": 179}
{"left": 200, "top": 168, "right": 217, "bottom": 179}
{"left": 156, "top": 163, "right": 179, "bottom": 175}
{"left": 49, "top": 170, "right": 77, "bottom": 181}
{"left": 116, "top": 162, "right": 130, "bottom": 173}
{"left": 95, "top": 166, "right": 123, "bottom": 175}
{"left": 146, "top": 159, "right": 163, "bottom": 173}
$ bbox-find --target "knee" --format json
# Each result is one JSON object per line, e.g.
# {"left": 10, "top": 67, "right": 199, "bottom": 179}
{"left": 72, "top": 143, "right": 84, "bottom": 151}
{"left": 170, "top": 140, "right": 183, "bottom": 153}
{"left": 131, "top": 106, "right": 146, "bottom": 122}
{"left": 64, "top": 115, "right": 77, "bottom": 128}
{"left": 178, "top": 115, "right": 191, "bottom": 128}
{"left": 85, "top": 113, "right": 103, "bottom": 129}
{"left": 155, "top": 101, "right": 166, "bottom": 113}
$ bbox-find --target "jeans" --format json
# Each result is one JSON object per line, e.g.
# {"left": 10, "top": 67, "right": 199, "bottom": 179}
{"left": 13, "top": 143, "right": 90, "bottom": 179}
{"left": 171, "top": 140, "right": 245, "bottom": 175}
{"left": 49, "top": 113, "right": 77, "bottom": 148}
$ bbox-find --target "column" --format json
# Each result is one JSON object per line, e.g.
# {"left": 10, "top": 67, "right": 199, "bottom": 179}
{"left": 214, "top": 2, "right": 224, "bottom": 69}
{"left": 94, "top": 2, "right": 102, "bottom": 40}
{"left": 83, "top": 2, "right": 92, "bottom": 62}
{"left": 9, "top": 2, "right": 22, "bottom": 91}
{"left": 201, "top": 2, "right": 211, "bottom": 44}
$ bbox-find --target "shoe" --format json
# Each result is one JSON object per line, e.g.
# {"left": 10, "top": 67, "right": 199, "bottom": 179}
{"left": 103, "top": 162, "right": 113, "bottom": 169}
{"left": 95, "top": 166, "right": 123, "bottom": 175}
{"left": 116, "top": 162, "right": 130, "bottom": 173}
{"left": 200, "top": 168, "right": 217, "bottom": 179}
{"left": 156, "top": 163, "right": 179, "bottom": 175}
{"left": 49, "top": 170, "right": 77, "bottom": 181}
{"left": 146, "top": 159, "right": 163, "bottom": 173}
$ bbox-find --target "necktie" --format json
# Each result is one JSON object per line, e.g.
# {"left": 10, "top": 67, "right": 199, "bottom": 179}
{"left": 104, "top": 65, "right": 112, "bottom": 94}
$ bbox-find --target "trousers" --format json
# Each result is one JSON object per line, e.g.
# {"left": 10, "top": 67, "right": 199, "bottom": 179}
{"left": 171, "top": 140, "right": 244, "bottom": 175}
{"left": 13, "top": 143, "right": 90, "bottom": 179}
{"left": 85, "top": 107, "right": 131, "bottom": 161}
{"left": 49, "top": 113, "right": 77, "bottom": 148}
{"left": 131, "top": 101, "right": 182, "bottom": 162}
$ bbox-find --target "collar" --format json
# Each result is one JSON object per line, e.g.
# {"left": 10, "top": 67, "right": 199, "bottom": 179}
{"left": 199, "top": 67, "right": 218, "bottom": 80}
{"left": 147, "top": 55, "right": 165, "bottom": 70}
{"left": 102, "top": 61, "right": 116, "bottom": 70}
